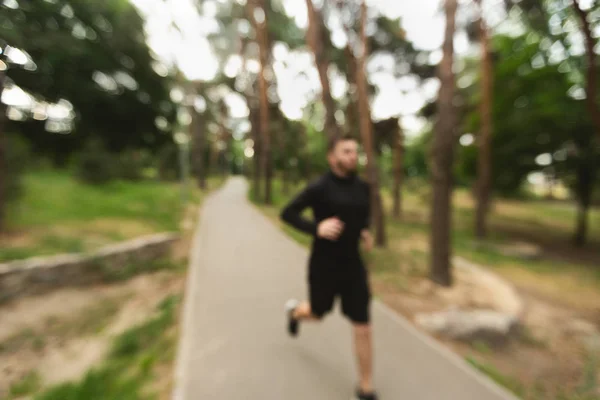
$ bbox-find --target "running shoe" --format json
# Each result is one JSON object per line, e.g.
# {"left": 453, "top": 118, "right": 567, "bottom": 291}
{"left": 285, "top": 299, "right": 300, "bottom": 337}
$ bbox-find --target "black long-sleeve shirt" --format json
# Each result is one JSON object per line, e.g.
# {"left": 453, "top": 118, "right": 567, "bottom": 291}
{"left": 280, "top": 170, "right": 371, "bottom": 266}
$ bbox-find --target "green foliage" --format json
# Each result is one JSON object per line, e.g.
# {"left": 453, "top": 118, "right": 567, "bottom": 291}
{"left": 305, "top": 123, "right": 329, "bottom": 175}
{"left": 459, "top": 33, "right": 598, "bottom": 197}
{"left": 4, "top": 133, "right": 31, "bottom": 204}
{"left": 156, "top": 142, "right": 179, "bottom": 181}
{"left": 465, "top": 356, "right": 526, "bottom": 397}
{"left": 114, "top": 150, "right": 152, "bottom": 182}
{"left": 2, "top": 0, "right": 176, "bottom": 161}
{"left": 74, "top": 140, "right": 116, "bottom": 185}
{"left": 1, "top": 170, "right": 187, "bottom": 261}
{"left": 404, "top": 130, "right": 431, "bottom": 180}
{"left": 266, "top": 0, "right": 305, "bottom": 49}
{"left": 15, "top": 170, "right": 183, "bottom": 230}
{"left": 10, "top": 371, "right": 42, "bottom": 398}
{"left": 35, "top": 363, "right": 146, "bottom": 400}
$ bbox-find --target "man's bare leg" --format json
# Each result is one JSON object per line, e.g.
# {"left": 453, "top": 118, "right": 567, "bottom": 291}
{"left": 292, "top": 301, "right": 319, "bottom": 321}
{"left": 353, "top": 323, "right": 374, "bottom": 393}
{"left": 285, "top": 299, "right": 320, "bottom": 337}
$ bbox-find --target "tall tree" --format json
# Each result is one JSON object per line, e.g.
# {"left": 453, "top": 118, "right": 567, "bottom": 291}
{"left": 191, "top": 105, "right": 206, "bottom": 190}
{"left": 474, "top": 0, "right": 494, "bottom": 239}
{"left": 571, "top": 133, "right": 597, "bottom": 246}
{"left": 430, "top": 0, "right": 458, "bottom": 286}
{"left": 357, "top": 0, "right": 387, "bottom": 247}
{"left": 305, "top": 0, "right": 342, "bottom": 141}
{"left": 392, "top": 121, "right": 404, "bottom": 220}
{"left": 344, "top": 45, "right": 359, "bottom": 139}
{"left": 187, "top": 81, "right": 206, "bottom": 190}
{"left": 249, "top": 98, "right": 262, "bottom": 199}
{"left": 0, "top": 68, "right": 6, "bottom": 232}
{"left": 570, "top": 0, "right": 600, "bottom": 142}
{"left": 250, "top": 0, "right": 273, "bottom": 204}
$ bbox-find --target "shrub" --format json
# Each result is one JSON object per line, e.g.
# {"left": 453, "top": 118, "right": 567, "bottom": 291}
{"left": 4, "top": 133, "right": 31, "bottom": 203}
{"left": 156, "top": 142, "right": 179, "bottom": 181}
{"left": 114, "top": 150, "right": 151, "bottom": 182}
{"left": 75, "top": 139, "right": 115, "bottom": 185}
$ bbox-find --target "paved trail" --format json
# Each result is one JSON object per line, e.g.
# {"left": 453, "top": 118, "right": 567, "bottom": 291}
{"left": 173, "top": 177, "right": 518, "bottom": 400}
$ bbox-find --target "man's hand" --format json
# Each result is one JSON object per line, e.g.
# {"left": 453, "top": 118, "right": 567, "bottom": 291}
{"left": 361, "top": 229, "right": 373, "bottom": 252}
{"left": 317, "top": 217, "right": 344, "bottom": 241}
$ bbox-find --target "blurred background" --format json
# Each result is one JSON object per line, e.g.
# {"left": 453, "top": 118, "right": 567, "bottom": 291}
{"left": 1, "top": 0, "right": 599, "bottom": 399}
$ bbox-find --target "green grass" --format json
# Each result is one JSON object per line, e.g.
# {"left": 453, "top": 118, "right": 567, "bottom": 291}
{"left": 33, "top": 294, "right": 181, "bottom": 400}
{"left": 467, "top": 354, "right": 600, "bottom": 400}
{"left": 466, "top": 356, "right": 526, "bottom": 398}
{"left": 9, "top": 370, "right": 42, "bottom": 398}
{"left": 9, "top": 171, "right": 186, "bottom": 230}
{"left": 1, "top": 170, "right": 215, "bottom": 262}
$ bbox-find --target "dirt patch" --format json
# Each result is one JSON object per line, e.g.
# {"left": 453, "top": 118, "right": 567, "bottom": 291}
{"left": 372, "top": 271, "right": 600, "bottom": 397}
{"left": 38, "top": 336, "right": 109, "bottom": 386}
{"left": 0, "top": 270, "right": 185, "bottom": 397}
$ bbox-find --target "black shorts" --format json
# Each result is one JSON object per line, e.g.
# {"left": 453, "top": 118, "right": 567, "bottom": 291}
{"left": 309, "top": 269, "right": 371, "bottom": 324}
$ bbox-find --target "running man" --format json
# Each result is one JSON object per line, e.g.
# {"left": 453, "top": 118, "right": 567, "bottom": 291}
{"left": 280, "top": 134, "right": 378, "bottom": 400}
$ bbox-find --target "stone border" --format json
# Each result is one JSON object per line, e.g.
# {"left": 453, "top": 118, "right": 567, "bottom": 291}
{"left": 0, "top": 232, "right": 179, "bottom": 304}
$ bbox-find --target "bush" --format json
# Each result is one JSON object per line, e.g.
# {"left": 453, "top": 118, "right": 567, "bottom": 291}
{"left": 75, "top": 140, "right": 115, "bottom": 185}
{"left": 156, "top": 142, "right": 179, "bottom": 181}
{"left": 5, "top": 134, "right": 31, "bottom": 203}
{"left": 114, "top": 150, "right": 151, "bottom": 182}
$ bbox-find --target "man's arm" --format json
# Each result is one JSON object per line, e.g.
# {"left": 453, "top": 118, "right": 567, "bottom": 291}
{"left": 280, "top": 181, "right": 319, "bottom": 236}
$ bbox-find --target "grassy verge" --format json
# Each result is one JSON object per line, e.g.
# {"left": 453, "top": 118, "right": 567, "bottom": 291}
{"left": 1, "top": 174, "right": 223, "bottom": 400}
{"left": 1, "top": 171, "right": 221, "bottom": 262}
{"left": 466, "top": 355, "right": 600, "bottom": 400}
{"left": 8, "top": 371, "right": 42, "bottom": 399}
{"left": 30, "top": 294, "right": 181, "bottom": 400}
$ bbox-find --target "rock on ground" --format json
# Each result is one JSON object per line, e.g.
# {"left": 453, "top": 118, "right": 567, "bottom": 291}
{"left": 415, "top": 309, "right": 520, "bottom": 345}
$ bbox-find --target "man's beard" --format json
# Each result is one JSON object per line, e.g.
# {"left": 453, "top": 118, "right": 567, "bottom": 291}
{"left": 337, "top": 160, "right": 357, "bottom": 175}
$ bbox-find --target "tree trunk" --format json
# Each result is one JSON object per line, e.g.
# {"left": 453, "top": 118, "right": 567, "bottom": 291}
{"left": 571, "top": 0, "right": 600, "bottom": 141}
{"left": 475, "top": 0, "right": 494, "bottom": 239}
{"left": 276, "top": 114, "right": 290, "bottom": 195}
{"left": 209, "top": 140, "right": 218, "bottom": 185}
{"left": 0, "top": 70, "right": 6, "bottom": 233}
{"left": 344, "top": 45, "right": 359, "bottom": 139}
{"left": 430, "top": 0, "right": 458, "bottom": 287}
{"left": 190, "top": 85, "right": 206, "bottom": 191}
{"left": 574, "top": 201, "right": 589, "bottom": 247}
{"left": 573, "top": 156, "right": 594, "bottom": 246}
{"left": 252, "top": 0, "right": 272, "bottom": 204}
{"left": 392, "top": 122, "right": 404, "bottom": 220}
{"left": 251, "top": 106, "right": 262, "bottom": 200}
{"left": 305, "top": 0, "right": 341, "bottom": 141}
{"left": 357, "top": 0, "right": 386, "bottom": 247}
{"left": 192, "top": 112, "right": 206, "bottom": 190}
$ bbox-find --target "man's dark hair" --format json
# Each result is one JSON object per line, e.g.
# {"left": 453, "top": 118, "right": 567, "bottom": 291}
{"left": 327, "top": 134, "right": 357, "bottom": 153}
